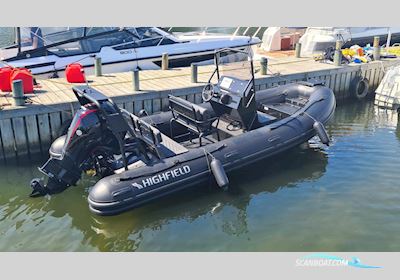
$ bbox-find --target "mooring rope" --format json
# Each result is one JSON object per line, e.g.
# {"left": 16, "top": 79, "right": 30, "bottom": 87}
{"left": 202, "top": 148, "right": 213, "bottom": 175}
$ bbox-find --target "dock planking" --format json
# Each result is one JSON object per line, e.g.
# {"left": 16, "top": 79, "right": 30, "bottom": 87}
{"left": 1, "top": 56, "right": 400, "bottom": 160}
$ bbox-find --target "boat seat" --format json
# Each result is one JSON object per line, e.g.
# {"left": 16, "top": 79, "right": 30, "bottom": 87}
{"left": 125, "top": 110, "right": 188, "bottom": 158}
{"left": 134, "top": 118, "right": 163, "bottom": 146}
{"left": 168, "top": 95, "right": 220, "bottom": 146}
{"left": 137, "top": 117, "right": 189, "bottom": 157}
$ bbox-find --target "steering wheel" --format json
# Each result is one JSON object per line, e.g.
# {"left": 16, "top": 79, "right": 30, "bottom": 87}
{"left": 202, "top": 83, "right": 215, "bottom": 102}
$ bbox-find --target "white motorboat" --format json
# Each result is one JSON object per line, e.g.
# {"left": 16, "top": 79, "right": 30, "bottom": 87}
{"left": 0, "top": 27, "right": 261, "bottom": 78}
{"left": 299, "top": 27, "right": 400, "bottom": 57}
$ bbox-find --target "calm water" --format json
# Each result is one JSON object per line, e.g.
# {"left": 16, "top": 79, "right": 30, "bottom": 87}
{"left": 1, "top": 101, "right": 400, "bottom": 251}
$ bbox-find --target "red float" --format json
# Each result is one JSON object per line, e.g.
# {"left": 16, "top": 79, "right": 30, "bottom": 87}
{"left": 0, "top": 66, "right": 14, "bottom": 92}
{"left": 10, "top": 68, "right": 34, "bottom": 94}
{"left": 65, "top": 63, "right": 86, "bottom": 83}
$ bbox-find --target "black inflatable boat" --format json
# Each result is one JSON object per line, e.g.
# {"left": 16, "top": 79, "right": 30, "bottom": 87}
{"left": 30, "top": 48, "right": 336, "bottom": 215}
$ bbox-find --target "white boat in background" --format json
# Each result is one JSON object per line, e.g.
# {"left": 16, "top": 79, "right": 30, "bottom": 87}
{"left": 299, "top": 27, "right": 400, "bottom": 57}
{"left": 260, "top": 27, "right": 306, "bottom": 51}
{"left": 0, "top": 27, "right": 261, "bottom": 78}
{"left": 374, "top": 66, "right": 400, "bottom": 110}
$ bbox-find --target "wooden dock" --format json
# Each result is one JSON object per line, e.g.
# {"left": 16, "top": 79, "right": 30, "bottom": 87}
{"left": 1, "top": 56, "right": 399, "bottom": 160}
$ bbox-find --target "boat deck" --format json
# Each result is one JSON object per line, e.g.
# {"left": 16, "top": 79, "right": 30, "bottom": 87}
{"left": 217, "top": 118, "right": 245, "bottom": 137}
{"left": 160, "top": 134, "right": 188, "bottom": 155}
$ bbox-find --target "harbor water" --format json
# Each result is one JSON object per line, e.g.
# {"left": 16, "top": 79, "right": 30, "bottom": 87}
{"left": 0, "top": 100, "right": 400, "bottom": 251}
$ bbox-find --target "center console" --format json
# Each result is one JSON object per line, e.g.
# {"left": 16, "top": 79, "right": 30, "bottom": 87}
{"left": 210, "top": 76, "right": 257, "bottom": 131}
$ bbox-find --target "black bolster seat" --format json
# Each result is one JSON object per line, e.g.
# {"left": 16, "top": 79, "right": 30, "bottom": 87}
{"left": 168, "top": 95, "right": 219, "bottom": 146}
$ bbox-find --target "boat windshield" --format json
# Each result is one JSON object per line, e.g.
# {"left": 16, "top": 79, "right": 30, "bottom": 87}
{"left": 19, "top": 27, "right": 119, "bottom": 48}
{"left": 217, "top": 48, "right": 253, "bottom": 81}
{"left": 0, "top": 27, "right": 180, "bottom": 61}
{"left": 10, "top": 27, "right": 177, "bottom": 57}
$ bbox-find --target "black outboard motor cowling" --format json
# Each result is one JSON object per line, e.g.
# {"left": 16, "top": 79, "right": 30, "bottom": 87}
{"left": 30, "top": 87, "right": 124, "bottom": 197}
{"left": 30, "top": 106, "right": 104, "bottom": 196}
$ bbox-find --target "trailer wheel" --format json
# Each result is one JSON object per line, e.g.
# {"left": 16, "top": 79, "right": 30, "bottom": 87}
{"left": 351, "top": 77, "right": 369, "bottom": 99}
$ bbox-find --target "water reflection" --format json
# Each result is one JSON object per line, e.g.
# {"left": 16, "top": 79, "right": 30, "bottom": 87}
{"left": 3, "top": 100, "right": 400, "bottom": 251}
{"left": 0, "top": 145, "right": 328, "bottom": 251}
{"left": 327, "top": 101, "right": 400, "bottom": 140}
{"left": 81, "top": 147, "right": 327, "bottom": 251}
{"left": 373, "top": 106, "right": 400, "bottom": 142}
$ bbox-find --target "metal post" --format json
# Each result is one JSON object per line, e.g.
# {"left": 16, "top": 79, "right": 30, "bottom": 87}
{"left": 333, "top": 40, "right": 342, "bottom": 66}
{"left": 260, "top": 57, "right": 268, "bottom": 75}
{"left": 94, "top": 57, "right": 102, "bottom": 76}
{"left": 12, "top": 80, "right": 25, "bottom": 106}
{"left": 132, "top": 69, "right": 140, "bottom": 91}
{"left": 161, "top": 53, "right": 169, "bottom": 70}
{"left": 16, "top": 27, "right": 21, "bottom": 54}
{"left": 335, "top": 40, "right": 342, "bottom": 50}
{"left": 373, "top": 36, "right": 381, "bottom": 61}
{"left": 295, "top": 43, "right": 301, "bottom": 58}
{"left": 191, "top": 63, "right": 198, "bottom": 83}
{"left": 386, "top": 28, "right": 392, "bottom": 54}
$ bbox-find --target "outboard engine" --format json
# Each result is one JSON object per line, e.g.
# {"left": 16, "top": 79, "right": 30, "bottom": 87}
{"left": 30, "top": 86, "right": 126, "bottom": 197}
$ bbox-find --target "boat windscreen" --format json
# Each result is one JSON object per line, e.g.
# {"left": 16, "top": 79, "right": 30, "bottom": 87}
{"left": 127, "top": 27, "right": 175, "bottom": 46}
{"left": 19, "top": 27, "right": 82, "bottom": 48}
{"left": 217, "top": 49, "right": 253, "bottom": 81}
{"left": 19, "top": 27, "right": 120, "bottom": 48}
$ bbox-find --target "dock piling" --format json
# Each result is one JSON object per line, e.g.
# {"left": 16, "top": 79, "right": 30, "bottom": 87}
{"left": 295, "top": 43, "right": 301, "bottom": 58}
{"left": 94, "top": 57, "right": 102, "bottom": 76}
{"left": 260, "top": 57, "right": 268, "bottom": 75}
{"left": 191, "top": 63, "right": 198, "bottom": 83}
{"left": 373, "top": 36, "right": 381, "bottom": 61}
{"left": 132, "top": 69, "right": 140, "bottom": 91}
{"left": 12, "top": 80, "right": 25, "bottom": 106}
{"left": 334, "top": 40, "right": 342, "bottom": 66}
{"left": 162, "top": 53, "right": 169, "bottom": 70}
